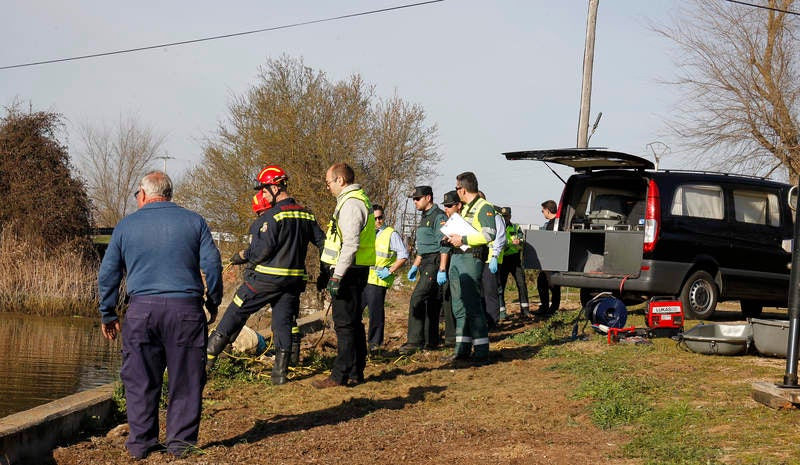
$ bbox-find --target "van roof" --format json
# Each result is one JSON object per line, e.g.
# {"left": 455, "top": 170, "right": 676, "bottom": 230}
{"left": 503, "top": 148, "right": 655, "bottom": 171}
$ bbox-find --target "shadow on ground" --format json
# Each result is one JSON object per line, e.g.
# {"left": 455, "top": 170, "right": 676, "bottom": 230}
{"left": 203, "top": 385, "right": 446, "bottom": 449}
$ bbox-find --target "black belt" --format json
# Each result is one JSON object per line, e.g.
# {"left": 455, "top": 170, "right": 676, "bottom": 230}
{"left": 452, "top": 245, "right": 488, "bottom": 260}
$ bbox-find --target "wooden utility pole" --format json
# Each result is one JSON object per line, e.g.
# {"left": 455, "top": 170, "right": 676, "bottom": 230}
{"left": 577, "top": 0, "right": 599, "bottom": 148}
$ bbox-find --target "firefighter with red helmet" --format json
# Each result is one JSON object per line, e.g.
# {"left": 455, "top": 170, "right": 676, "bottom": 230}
{"left": 251, "top": 190, "right": 272, "bottom": 215}
{"left": 249, "top": 189, "right": 304, "bottom": 363}
{"left": 206, "top": 165, "right": 325, "bottom": 384}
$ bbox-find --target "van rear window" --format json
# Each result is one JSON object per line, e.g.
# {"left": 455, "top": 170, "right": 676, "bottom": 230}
{"left": 671, "top": 185, "right": 724, "bottom": 219}
{"left": 733, "top": 189, "right": 780, "bottom": 226}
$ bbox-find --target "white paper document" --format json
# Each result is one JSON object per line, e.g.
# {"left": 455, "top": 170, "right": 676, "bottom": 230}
{"left": 440, "top": 213, "right": 479, "bottom": 251}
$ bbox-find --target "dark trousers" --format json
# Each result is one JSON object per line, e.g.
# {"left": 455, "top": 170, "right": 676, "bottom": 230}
{"left": 361, "top": 283, "right": 388, "bottom": 346}
{"left": 498, "top": 252, "right": 529, "bottom": 308}
{"left": 121, "top": 296, "right": 207, "bottom": 457}
{"left": 407, "top": 253, "right": 442, "bottom": 347}
{"left": 441, "top": 281, "right": 455, "bottom": 345}
{"left": 216, "top": 273, "right": 304, "bottom": 351}
{"left": 331, "top": 266, "right": 369, "bottom": 384}
{"left": 537, "top": 271, "right": 561, "bottom": 312}
{"left": 481, "top": 264, "right": 500, "bottom": 326}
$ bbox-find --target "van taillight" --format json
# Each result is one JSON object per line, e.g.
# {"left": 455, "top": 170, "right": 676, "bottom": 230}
{"left": 643, "top": 179, "right": 660, "bottom": 253}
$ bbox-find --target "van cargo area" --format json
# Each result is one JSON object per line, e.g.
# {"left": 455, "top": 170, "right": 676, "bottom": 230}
{"left": 523, "top": 172, "right": 653, "bottom": 296}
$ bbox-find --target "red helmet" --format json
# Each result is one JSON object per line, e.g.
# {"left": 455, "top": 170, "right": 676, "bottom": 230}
{"left": 254, "top": 165, "right": 288, "bottom": 190}
{"left": 251, "top": 191, "right": 272, "bottom": 215}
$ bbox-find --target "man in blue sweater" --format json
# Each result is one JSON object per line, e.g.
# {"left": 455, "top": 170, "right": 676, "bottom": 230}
{"left": 98, "top": 170, "right": 222, "bottom": 460}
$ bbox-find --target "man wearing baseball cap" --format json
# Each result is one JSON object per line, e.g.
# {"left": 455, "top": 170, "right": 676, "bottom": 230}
{"left": 399, "top": 185, "right": 449, "bottom": 355}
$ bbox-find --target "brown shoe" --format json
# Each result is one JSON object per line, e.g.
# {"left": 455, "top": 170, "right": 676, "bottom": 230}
{"left": 348, "top": 375, "right": 366, "bottom": 386}
{"left": 311, "top": 376, "right": 344, "bottom": 389}
{"left": 440, "top": 353, "right": 472, "bottom": 368}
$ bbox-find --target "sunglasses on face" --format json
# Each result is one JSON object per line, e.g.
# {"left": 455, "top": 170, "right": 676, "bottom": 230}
{"left": 133, "top": 190, "right": 140, "bottom": 199}
{"left": 374, "top": 215, "right": 384, "bottom": 220}
{"left": 413, "top": 197, "right": 423, "bottom": 201}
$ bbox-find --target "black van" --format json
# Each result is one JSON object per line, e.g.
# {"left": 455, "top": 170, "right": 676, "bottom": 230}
{"left": 504, "top": 148, "right": 795, "bottom": 319}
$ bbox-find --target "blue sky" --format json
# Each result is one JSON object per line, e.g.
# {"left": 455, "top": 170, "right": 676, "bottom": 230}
{"left": 1, "top": 0, "right": 681, "bottom": 226}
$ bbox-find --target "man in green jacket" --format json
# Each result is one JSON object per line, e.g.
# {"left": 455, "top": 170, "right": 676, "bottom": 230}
{"left": 442, "top": 172, "right": 496, "bottom": 364}
{"left": 399, "top": 186, "right": 449, "bottom": 355}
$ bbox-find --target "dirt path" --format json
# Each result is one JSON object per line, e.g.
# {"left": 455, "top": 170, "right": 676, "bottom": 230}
{"left": 51, "top": 286, "right": 642, "bottom": 465}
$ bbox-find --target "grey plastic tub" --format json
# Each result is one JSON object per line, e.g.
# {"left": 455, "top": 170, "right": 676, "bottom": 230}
{"left": 751, "top": 318, "right": 790, "bottom": 358}
{"left": 680, "top": 323, "right": 752, "bottom": 356}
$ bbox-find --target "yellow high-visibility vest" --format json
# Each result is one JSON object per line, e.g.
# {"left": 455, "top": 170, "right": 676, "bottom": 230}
{"left": 504, "top": 223, "right": 523, "bottom": 255}
{"left": 367, "top": 226, "right": 397, "bottom": 287}
{"left": 461, "top": 197, "right": 495, "bottom": 263}
{"left": 321, "top": 188, "right": 376, "bottom": 267}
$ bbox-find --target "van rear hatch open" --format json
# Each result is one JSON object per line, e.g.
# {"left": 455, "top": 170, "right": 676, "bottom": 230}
{"left": 504, "top": 148, "right": 653, "bottom": 281}
{"left": 503, "top": 148, "right": 655, "bottom": 171}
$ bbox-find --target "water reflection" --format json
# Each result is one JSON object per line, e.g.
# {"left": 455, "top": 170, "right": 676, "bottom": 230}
{"left": 0, "top": 312, "right": 121, "bottom": 418}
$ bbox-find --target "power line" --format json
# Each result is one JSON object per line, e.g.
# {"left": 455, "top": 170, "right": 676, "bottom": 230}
{"left": 0, "top": 0, "right": 444, "bottom": 71}
{"left": 723, "top": 0, "right": 800, "bottom": 16}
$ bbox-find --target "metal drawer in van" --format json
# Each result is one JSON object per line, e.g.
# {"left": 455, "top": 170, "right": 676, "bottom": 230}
{"left": 524, "top": 228, "right": 643, "bottom": 275}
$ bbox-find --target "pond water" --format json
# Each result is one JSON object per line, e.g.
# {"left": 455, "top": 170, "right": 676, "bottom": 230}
{"left": 0, "top": 312, "right": 121, "bottom": 418}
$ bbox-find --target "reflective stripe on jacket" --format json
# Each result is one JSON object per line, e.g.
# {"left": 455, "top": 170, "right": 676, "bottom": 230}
{"left": 248, "top": 199, "right": 324, "bottom": 279}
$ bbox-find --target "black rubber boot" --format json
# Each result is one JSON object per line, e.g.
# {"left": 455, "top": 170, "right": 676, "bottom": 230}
{"left": 290, "top": 326, "right": 301, "bottom": 367}
{"left": 206, "top": 330, "right": 230, "bottom": 372}
{"left": 272, "top": 349, "right": 291, "bottom": 385}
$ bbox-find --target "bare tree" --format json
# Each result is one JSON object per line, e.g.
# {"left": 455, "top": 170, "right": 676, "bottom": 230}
{"left": 656, "top": 0, "right": 800, "bottom": 182}
{"left": 178, "top": 55, "right": 440, "bottom": 240}
{"left": 77, "top": 115, "right": 166, "bottom": 226}
{"left": 364, "top": 93, "right": 440, "bottom": 223}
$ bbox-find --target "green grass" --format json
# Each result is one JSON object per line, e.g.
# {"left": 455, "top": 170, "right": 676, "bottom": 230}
{"left": 504, "top": 296, "right": 800, "bottom": 463}
{"left": 111, "top": 381, "right": 127, "bottom": 421}
{"left": 545, "top": 344, "right": 724, "bottom": 464}
{"left": 511, "top": 299, "right": 793, "bottom": 465}
{"left": 511, "top": 308, "right": 583, "bottom": 346}
{"left": 208, "top": 354, "right": 272, "bottom": 389}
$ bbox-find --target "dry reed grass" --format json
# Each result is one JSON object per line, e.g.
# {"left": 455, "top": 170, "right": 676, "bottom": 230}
{"left": 0, "top": 229, "right": 98, "bottom": 316}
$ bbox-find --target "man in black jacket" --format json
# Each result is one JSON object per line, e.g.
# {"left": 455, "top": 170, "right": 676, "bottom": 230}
{"left": 207, "top": 165, "right": 325, "bottom": 385}
{"left": 535, "top": 200, "right": 561, "bottom": 316}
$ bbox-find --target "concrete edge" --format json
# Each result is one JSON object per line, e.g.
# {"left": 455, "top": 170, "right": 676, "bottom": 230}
{"left": 0, "top": 383, "right": 117, "bottom": 465}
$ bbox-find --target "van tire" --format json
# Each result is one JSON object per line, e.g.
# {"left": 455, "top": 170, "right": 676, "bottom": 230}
{"left": 680, "top": 270, "right": 718, "bottom": 319}
{"left": 740, "top": 300, "right": 763, "bottom": 318}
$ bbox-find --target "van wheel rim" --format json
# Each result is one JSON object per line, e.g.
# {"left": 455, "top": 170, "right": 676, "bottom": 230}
{"left": 689, "top": 280, "right": 713, "bottom": 313}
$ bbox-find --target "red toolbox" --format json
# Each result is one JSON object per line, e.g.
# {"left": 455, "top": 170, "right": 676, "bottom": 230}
{"left": 646, "top": 297, "right": 684, "bottom": 337}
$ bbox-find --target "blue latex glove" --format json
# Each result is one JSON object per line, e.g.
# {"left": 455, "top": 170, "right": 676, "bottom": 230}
{"left": 489, "top": 257, "right": 499, "bottom": 274}
{"left": 436, "top": 270, "right": 447, "bottom": 285}
{"left": 376, "top": 267, "right": 392, "bottom": 280}
{"left": 407, "top": 265, "right": 419, "bottom": 281}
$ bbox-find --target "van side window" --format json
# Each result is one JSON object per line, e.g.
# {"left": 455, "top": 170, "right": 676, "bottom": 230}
{"left": 733, "top": 189, "right": 780, "bottom": 226}
{"left": 671, "top": 184, "right": 724, "bottom": 219}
